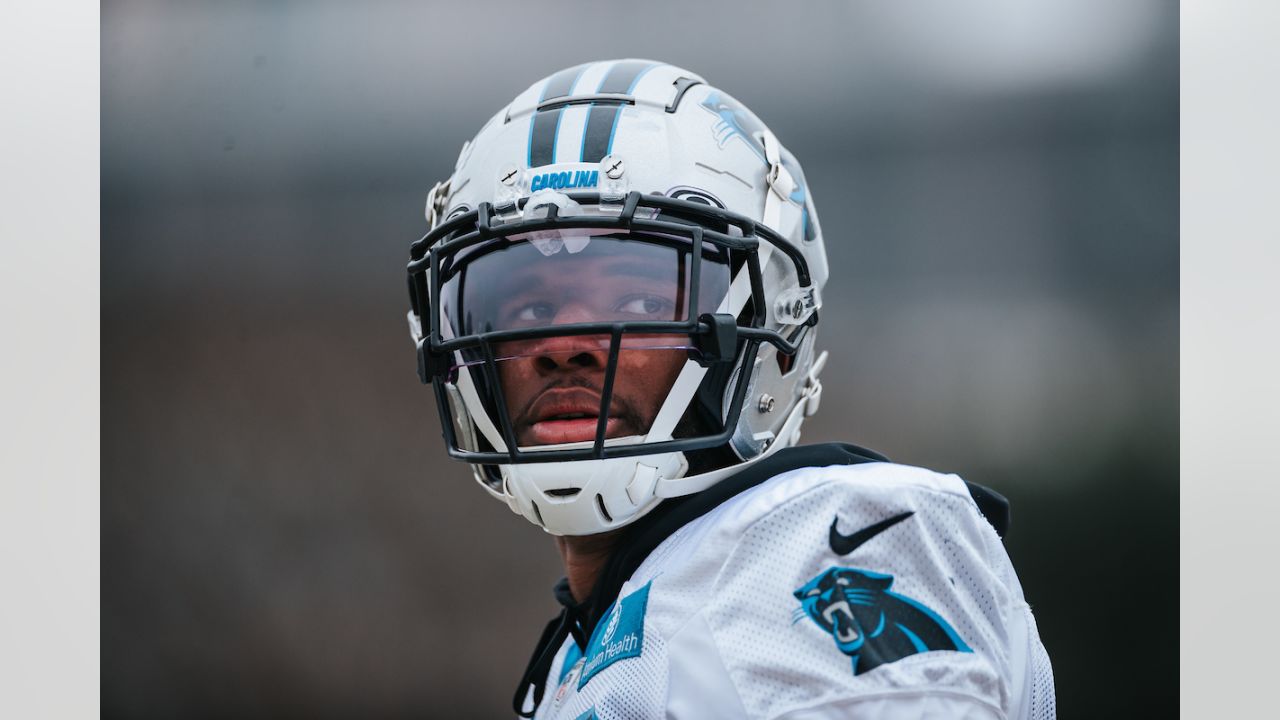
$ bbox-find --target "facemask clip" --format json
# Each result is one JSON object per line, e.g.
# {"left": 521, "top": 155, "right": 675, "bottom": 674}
{"left": 693, "top": 313, "right": 739, "bottom": 366}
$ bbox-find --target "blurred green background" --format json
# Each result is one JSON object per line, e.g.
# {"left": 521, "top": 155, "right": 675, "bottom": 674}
{"left": 103, "top": 1, "right": 1177, "bottom": 717}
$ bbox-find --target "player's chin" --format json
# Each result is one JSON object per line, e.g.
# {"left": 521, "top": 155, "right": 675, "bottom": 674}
{"left": 521, "top": 416, "right": 634, "bottom": 446}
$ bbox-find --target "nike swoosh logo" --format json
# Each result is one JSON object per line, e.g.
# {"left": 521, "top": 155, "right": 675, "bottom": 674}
{"left": 828, "top": 511, "right": 915, "bottom": 556}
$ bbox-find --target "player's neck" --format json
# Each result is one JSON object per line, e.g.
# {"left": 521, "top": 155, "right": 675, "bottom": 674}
{"left": 555, "top": 530, "right": 623, "bottom": 604}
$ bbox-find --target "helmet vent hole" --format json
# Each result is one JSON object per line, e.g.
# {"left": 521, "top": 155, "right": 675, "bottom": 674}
{"left": 595, "top": 494, "right": 613, "bottom": 523}
{"left": 531, "top": 501, "right": 545, "bottom": 527}
{"left": 545, "top": 488, "right": 580, "bottom": 498}
{"left": 482, "top": 464, "right": 503, "bottom": 491}
{"left": 776, "top": 348, "right": 797, "bottom": 376}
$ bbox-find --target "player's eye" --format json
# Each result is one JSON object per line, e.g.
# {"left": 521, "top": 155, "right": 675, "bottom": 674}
{"left": 515, "top": 302, "right": 556, "bottom": 322}
{"left": 615, "top": 295, "right": 673, "bottom": 317}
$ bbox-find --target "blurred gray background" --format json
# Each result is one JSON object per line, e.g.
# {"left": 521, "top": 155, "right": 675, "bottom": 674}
{"left": 102, "top": 0, "right": 1177, "bottom": 717}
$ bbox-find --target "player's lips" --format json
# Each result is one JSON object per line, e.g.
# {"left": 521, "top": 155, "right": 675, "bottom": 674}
{"left": 523, "top": 389, "right": 624, "bottom": 445}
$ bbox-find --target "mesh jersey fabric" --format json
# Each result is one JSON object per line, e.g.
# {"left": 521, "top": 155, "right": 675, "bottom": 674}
{"left": 527, "top": 461, "right": 1055, "bottom": 719}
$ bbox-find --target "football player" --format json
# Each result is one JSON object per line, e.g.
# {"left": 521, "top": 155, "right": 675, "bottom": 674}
{"left": 406, "top": 59, "right": 1055, "bottom": 719}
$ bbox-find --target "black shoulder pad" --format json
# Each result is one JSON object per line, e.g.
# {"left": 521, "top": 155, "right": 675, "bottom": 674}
{"left": 964, "top": 481, "right": 1010, "bottom": 538}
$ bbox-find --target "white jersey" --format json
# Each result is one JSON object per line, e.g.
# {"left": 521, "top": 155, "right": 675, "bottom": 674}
{"left": 523, "top": 458, "right": 1055, "bottom": 720}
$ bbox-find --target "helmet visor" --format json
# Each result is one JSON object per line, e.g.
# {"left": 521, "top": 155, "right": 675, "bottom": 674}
{"left": 439, "top": 232, "right": 733, "bottom": 448}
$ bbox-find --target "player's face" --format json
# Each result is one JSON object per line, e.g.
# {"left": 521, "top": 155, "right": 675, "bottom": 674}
{"left": 494, "top": 252, "right": 690, "bottom": 446}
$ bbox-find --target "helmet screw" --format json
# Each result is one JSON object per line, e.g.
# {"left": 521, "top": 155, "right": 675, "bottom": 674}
{"left": 758, "top": 394, "right": 776, "bottom": 414}
{"left": 498, "top": 164, "right": 520, "bottom": 186}
{"left": 603, "top": 155, "right": 625, "bottom": 179}
{"left": 775, "top": 294, "right": 811, "bottom": 322}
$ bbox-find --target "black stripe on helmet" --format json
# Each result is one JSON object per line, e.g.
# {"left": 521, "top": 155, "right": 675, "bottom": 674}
{"left": 580, "top": 103, "right": 622, "bottom": 163}
{"left": 579, "top": 61, "right": 656, "bottom": 163}
{"left": 526, "top": 65, "right": 586, "bottom": 167}
{"left": 596, "top": 60, "right": 655, "bottom": 95}
{"left": 542, "top": 64, "right": 586, "bottom": 101}
{"left": 527, "top": 106, "right": 565, "bottom": 167}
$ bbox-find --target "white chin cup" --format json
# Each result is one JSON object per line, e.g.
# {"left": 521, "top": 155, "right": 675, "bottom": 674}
{"left": 502, "top": 451, "right": 689, "bottom": 536}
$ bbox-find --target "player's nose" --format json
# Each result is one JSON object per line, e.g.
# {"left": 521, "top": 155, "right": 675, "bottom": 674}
{"left": 522, "top": 303, "right": 612, "bottom": 374}
{"left": 530, "top": 332, "right": 610, "bottom": 374}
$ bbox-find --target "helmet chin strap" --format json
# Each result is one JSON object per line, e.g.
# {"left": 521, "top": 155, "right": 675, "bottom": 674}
{"left": 655, "top": 350, "right": 827, "bottom": 499}
{"left": 644, "top": 361, "right": 709, "bottom": 442}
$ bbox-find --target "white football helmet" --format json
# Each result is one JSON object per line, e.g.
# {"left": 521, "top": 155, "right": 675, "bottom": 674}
{"left": 407, "top": 59, "right": 831, "bottom": 536}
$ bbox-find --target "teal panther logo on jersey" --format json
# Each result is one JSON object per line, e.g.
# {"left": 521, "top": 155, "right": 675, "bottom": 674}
{"left": 794, "top": 566, "right": 972, "bottom": 675}
{"left": 793, "top": 511, "right": 973, "bottom": 675}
